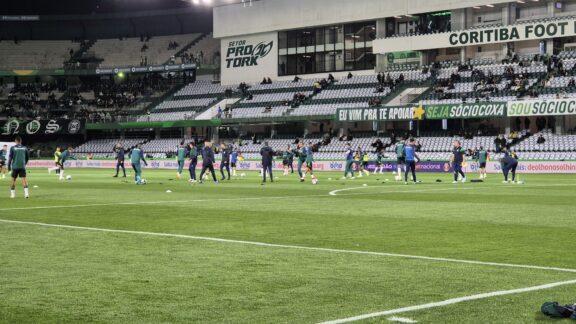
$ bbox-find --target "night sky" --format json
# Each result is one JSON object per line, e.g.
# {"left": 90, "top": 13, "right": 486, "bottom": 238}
{"left": 1, "top": 0, "right": 200, "bottom": 15}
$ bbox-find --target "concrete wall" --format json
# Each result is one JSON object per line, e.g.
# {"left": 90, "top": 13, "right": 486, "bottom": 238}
{"left": 213, "top": 0, "right": 517, "bottom": 39}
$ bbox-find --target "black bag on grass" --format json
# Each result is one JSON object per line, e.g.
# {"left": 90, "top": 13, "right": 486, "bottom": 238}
{"left": 541, "top": 301, "right": 576, "bottom": 319}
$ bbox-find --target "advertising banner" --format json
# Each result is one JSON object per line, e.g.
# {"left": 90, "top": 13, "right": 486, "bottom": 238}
{"left": 426, "top": 102, "right": 507, "bottom": 119}
{"left": 374, "top": 18, "right": 576, "bottom": 53}
{"left": 1, "top": 119, "right": 85, "bottom": 136}
{"left": 220, "top": 32, "right": 278, "bottom": 85}
{"left": 26, "top": 160, "right": 576, "bottom": 174}
{"left": 336, "top": 106, "right": 424, "bottom": 122}
{"left": 95, "top": 63, "right": 196, "bottom": 76}
{"left": 507, "top": 98, "right": 576, "bottom": 117}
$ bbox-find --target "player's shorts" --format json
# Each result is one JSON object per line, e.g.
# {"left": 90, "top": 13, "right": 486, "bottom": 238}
{"left": 479, "top": 162, "right": 486, "bottom": 168}
{"left": 375, "top": 161, "right": 382, "bottom": 166}
{"left": 306, "top": 161, "right": 313, "bottom": 169}
{"left": 282, "top": 160, "right": 289, "bottom": 166}
{"left": 11, "top": 168, "right": 26, "bottom": 178}
{"left": 397, "top": 157, "right": 405, "bottom": 164}
{"left": 230, "top": 162, "right": 236, "bottom": 168}
{"left": 0, "top": 160, "right": 5, "bottom": 168}
{"left": 362, "top": 162, "right": 368, "bottom": 168}
{"left": 57, "top": 162, "right": 65, "bottom": 170}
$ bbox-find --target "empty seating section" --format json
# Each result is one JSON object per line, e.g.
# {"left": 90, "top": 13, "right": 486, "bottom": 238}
{"left": 91, "top": 33, "right": 201, "bottom": 67}
{"left": 74, "top": 138, "right": 146, "bottom": 158}
{"left": 141, "top": 139, "right": 184, "bottom": 158}
{"left": 0, "top": 40, "right": 79, "bottom": 69}
{"left": 229, "top": 106, "right": 290, "bottom": 119}
{"left": 290, "top": 103, "right": 367, "bottom": 116}
{"left": 137, "top": 81, "right": 230, "bottom": 121}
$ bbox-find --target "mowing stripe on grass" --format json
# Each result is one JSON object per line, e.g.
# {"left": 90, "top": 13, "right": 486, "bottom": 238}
{"left": 1, "top": 218, "right": 576, "bottom": 274}
{"left": 329, "top": 186, "right": 473, "bottom": 196}
{"left": 317, "top": 278, "right": 576, "bottom": 324}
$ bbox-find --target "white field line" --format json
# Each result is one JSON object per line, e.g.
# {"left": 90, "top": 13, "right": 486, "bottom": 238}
{"left": 329, "top": 186, "right": 473, "bottom": 196}
{"left": 317, "top": 278, "right": 576, "bottom": 324}
{"left": 0, "top": 185, "right": 470, "bottom": 212}
{"left": 1, "top": 218, "right": 576, "bottom": 275}
{"left": 387, "top": 317, "right": 417, "bottom": 323}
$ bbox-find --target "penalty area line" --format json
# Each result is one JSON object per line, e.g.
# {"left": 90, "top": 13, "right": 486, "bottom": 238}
{"left": 1, "top": 218, "right": 576, "bottom": 275}
{"left": 318, "top": 278, "right": 576, "bottom": 324}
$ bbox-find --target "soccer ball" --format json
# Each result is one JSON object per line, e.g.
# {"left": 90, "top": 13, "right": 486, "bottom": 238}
{"left": 66, "top": 175, "right": 72, "bottom": 181}
{"left": 394, "top": 175, "right": 401, "bottom": 181}
{"left": 240, "top": 173, "right": 246, "bottom": 177}
{"left": 140, "top": 179, "right": 147, "bottom": 184}
{"left": 311, "top": 178, "right": 318, "bottom": 185}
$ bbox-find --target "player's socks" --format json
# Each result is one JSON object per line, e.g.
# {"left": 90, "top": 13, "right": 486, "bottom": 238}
{"left": 59, "top": 171, "right": 65, "bottom": 180}
{"left": 24, "top": 186, "right": 29, "bottom": 198}
{"left": 10, "top": 189, "right": 15, "bottom": 198}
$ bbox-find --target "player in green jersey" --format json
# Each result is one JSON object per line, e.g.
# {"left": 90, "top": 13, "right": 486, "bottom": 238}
{"left": 8, "top": 136, "right": 29, "bottom": 199}
{"left": 176, "top": 142, "right": 187, "bottom": 180}
{"left": 477, "top": 146, "right": 489, "bottom": 179}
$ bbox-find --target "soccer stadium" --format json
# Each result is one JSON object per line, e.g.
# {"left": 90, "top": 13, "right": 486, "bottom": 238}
{"left": 2, "top": 0, "right": 576, "bottom": 322}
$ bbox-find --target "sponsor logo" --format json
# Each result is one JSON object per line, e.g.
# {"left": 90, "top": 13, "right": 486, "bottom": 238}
{"left": 225, "top": 40, "right": 274, "bottom": 68}
{"left": 68, "top": 120, "right": 82, "bottom": 134}
{"left": 44, "top": 120, "right": 61, "bottom": 134}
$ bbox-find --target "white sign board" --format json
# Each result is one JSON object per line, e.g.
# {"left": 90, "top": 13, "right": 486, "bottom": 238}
{"left": 220, "top": 32, "right": 278, "bottom": 85}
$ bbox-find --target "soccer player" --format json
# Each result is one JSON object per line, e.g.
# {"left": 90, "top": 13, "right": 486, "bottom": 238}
{"left": 230, "top": 147, "right": 239, "bottom": 177}
{"left": 353, "top": 147, "right": 362, "bottom": 177}
{"left": 343, "top": 143, "right": 355, "bottom": 179}
{"left": 361, "top": 151, "right": 370, "bottom": 177}
{"left": 302, "top": 142, "right": 318, "bottom": 183}
{"left": 288, "top": 146, "right": 294, "bottom": 174}
{"left": 373, "top": 149, "right": 385, "bottom": 175}
{"left": 113, "top": 143, "right": 126, "bottom": 178}
{"left": 130, "top": 144, "right": 148, "bottom": 185}
{"left": 450, "top": 139, "right": 467, "bottom": 183}
{"left": 219, "top": 143, "right": 231, "bottom": 181}
{"left": 199, "top": 140, "right": 218, "bottom": 184}
{"left": 395, "top": 138, "right": 405, "bottom": 179}
{"left": 8, "top": 136, "right": 29, "bottom": 199}
{"left": 477, "top": 146, "right": 489, "bottom": 179}
{"left": 501, "top": 150, "right": 519, "bottom": 183}
{"left": 294, "top": 142, "right": 306, "bottom": 179}
{"left": 188, "top": 142, "right": 198, "bottom": 183}
{"left": 0, "top": 144, "right": 7, "bottom": 179}
{"left": 176, "top": 142, "right": 187, "bottom": 180}
{"left": 404, "top": 138, "right": 420, "bottom": 184}
{"left": 48, "top": 146, "right": 61, "bottom": 174}
{"left": 260, "top": 142, "right": 275, "bottom": 183}
{"left": 282, "top": 145, "right": 293, "bottom": 176}
{"left": 58, "top": 147, "right": 76, "bottom": 181}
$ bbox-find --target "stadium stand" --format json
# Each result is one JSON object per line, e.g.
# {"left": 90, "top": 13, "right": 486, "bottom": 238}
{"left": 90, "top": 33, "right": 202, "bottom": 67}
{"left": 0, "top": 40, "right": 79, "bottom": 69}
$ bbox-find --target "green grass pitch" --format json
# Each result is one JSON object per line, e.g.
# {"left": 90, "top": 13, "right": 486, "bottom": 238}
{"left": 1, "top": 168, "right": 575, "bottom": 323}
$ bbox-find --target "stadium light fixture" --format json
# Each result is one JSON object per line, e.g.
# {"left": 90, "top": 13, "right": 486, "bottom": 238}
{"left": 486, "top": 4, "right": 494, "bottom": 7}
{"left": 191, "top": 0, "right": 200, "bottom": 4}
{"left": 203, "top": 0, "right": 212, "bottom": 3}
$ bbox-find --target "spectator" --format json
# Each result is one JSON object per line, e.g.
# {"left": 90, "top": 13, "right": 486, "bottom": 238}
{"left": 537, "top": 134, "right": 546, "bottom": 144}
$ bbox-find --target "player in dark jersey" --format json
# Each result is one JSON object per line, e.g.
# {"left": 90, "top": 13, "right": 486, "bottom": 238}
{"left": 199, "top": 141, "right": 218, "bottom": 184}
{"left": 188, "top": 142, "right": 199, "bottom": 183}
{"left": 0, "top": 144, "right": 7, "bottom": 179}
{"left": 450, "top": 140, "right": 467, "bottom": 183}
{"left": 8, "top": 136, "right": 29, "bottom": 199}
{"left": 403, "top": 138, "right": 420, "bottom": 184}
{"left": 219, "top": 143, "right": 231, "bottom": 181}
{"left": 58, "top": 147, "right": 77, "bottom": 181}
{"left": 113, "top": 143, "right": 127, "bottom": 178}
{"left": 343, "top": 143, "right": 355, "bottom": 179}
{"left": 282, "top": 145, "right": 293, "bottom": 176}
{"left": 501, "top": 150, "right": 519, "bottom": 183}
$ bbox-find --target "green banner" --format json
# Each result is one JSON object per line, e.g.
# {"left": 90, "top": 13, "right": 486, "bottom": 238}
{"left": 507, "top": 98, "right": 576, "bottom": 117}
{"left": 426, "top": 102, "right": 507, "bottom": 119}
{"left": 336, "top": 106, "right": 424, "bottom": 122}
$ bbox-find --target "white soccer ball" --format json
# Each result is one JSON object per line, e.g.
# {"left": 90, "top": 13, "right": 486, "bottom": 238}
{"left": 140, "top": 179, "right": 147, "bottom": 184}
{"left": 240, "top": 173, "right": 246, "bottom": 177}
{"left": 394, "top": 175, "right": 402, "bottom": 181}
{"left": 311, "top": 178, "right": 318, "bottom": 185}
{"left": 66, "top": 175, "right": 72, "bottom": 180}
